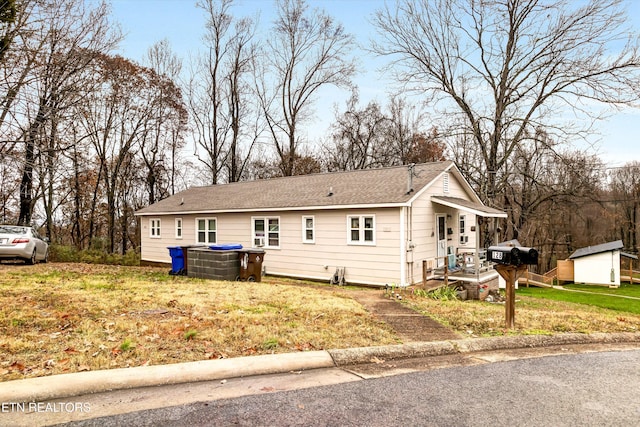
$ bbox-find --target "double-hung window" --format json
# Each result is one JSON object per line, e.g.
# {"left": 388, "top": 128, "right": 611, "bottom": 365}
{"left": 175, "top": 218, "right": 183, "bottom": 239}
{"left": 348, "top": 215, "right": 375, "bottom": 245}
{"left": 459, "top": 214, "right": 468, "bottom": 245}
{"left": 302, "top": 216, "right": 314, "bottom": 243}
{"left": 196, "top": 218, "right": 217, "bottom": 244}
{"left": 150, "top": 219, "right": 161, "bottom": 238}
{"left": 253, "top": 217, "right": 279, "bottom": 248}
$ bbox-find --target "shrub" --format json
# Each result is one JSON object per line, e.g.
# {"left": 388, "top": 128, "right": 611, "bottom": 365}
{"left": 48, "top": 244, "right": 140, "bottom": 266}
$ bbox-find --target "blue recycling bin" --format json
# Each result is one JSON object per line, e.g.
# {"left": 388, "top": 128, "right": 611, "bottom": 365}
{"left": 167, "top": 246, "right": 185, "bottom": 275}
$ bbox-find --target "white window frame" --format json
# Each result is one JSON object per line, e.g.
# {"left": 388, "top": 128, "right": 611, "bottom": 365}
{"left": 175, "top": 218, "right": 183, "bottom": 239}
{"left": 195, "top": 217, "right": 217, "bottom": 244}
{"left": 459, "top": 214, "right": 467, "bottom": 245}
{"left": 347, "top": 215, "right": 375, "bottom": 245}
{"left": 150, "top": 219, "right": 161, "bottom": 239}
{"left": 252, "top": 217, "right": 280, "bottom": 249}
{"left": 302, "top": 216, "right": 315, "bottom": 244}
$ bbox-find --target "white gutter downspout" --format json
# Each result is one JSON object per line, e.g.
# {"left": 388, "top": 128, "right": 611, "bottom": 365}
{"left": 400, "top": 206, "right": 407, "bottom": 287}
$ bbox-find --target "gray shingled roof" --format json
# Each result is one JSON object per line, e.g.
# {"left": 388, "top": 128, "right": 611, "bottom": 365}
{"left": 136, "top": 161, "right": 458, "bottom": 215}
{"left": 569, "top": 240, "right": 624, "bottom": 259}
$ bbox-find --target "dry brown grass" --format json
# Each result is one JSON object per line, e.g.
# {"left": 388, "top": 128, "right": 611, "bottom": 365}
{"left": 403, "top": 291, "right": 640, "bottom": 337}
{"left": 0, "top": 263, "right": 397, "bottom": 381}
{"left": 3, "top": 262, "right": 639, "bottom": 382}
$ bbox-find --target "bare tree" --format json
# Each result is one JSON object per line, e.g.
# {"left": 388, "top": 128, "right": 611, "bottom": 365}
{"left": 15, "top": 0, "right": 119, "bottom": 227}
{"left": 609, "top": 162, "right": 640, "bottom": 254}
{"left": 494, "top": 131, "right": 607, "bottom": 271}
{"left": 0, "top": 0, "right": 16, "bottom": 61}
{"left": 79, "top": 54, "right": 153, "bottom": 253}
{"left": 189, "top": 0, "right": 259, "bottom": 184}
{"left": 1, "top": 0, "right": 44, "bottom": 155}
{"left": 259, "top": 0, "right": 356, "bottom": 176}
{"left": 324, "top": 90, "right": 388, "bottom": 171}
{"left": 324, "top": 90, "right": 445, "bottom": 171}
{"left": 225, "top": 15, "right": 259, "bottom": 182}
{"left": 372, "top": 0, "right": 640, "bottom": 206}
{"left": 189, "top": 0, "right": 233, "bottom": 185}
{"left": 141, "top": 39, "right": 187, "bottom": 204}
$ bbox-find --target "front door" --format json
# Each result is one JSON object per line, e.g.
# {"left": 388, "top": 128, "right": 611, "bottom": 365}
{"left": 436, "top": 214, "right": 446, "bottom": 267}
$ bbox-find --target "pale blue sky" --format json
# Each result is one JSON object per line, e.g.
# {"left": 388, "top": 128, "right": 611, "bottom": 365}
{"left": 110, "top": 0, "right": 640, "bottom": 167}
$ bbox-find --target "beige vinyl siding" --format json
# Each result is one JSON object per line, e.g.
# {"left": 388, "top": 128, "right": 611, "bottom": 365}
{"left": 408, "top": 191, "right": 436, "bottom": 284}
{"left": 140, "top": 209, "right": 402, "bottom": 286}
{"left": 433, "top": 170, "right": 475, "bottom": 199}
{"left": 258, "top": 209, "right": 402, "bottom": 286}
{"left": 405, "top": 171, "right": 479, "bottom": 284}
{"left": 141, "top": 217, "right": 174, "bottom": 262}
{"left": 139, "top": 168, "right": 489, "bottom": 286}
{"left": 443, "top": 173, "right": 480, "bottom": 255}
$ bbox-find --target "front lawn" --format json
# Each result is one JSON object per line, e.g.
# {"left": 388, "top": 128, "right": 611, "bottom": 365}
{"left": 404, "top": 285, "right": 640, "bottom": 337}
{"left": 2, "top": 263, "right": 639, "bottom": 381}
{"left": 0, "top": 263, "right": 398, "bottom": 381}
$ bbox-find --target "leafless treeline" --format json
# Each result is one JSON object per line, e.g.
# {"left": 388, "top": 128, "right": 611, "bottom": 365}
{"left": 2, "top": 0, "right": 640, "bottom": 271}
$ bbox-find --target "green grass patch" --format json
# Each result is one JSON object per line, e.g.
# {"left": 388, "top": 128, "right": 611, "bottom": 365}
{"left": 564, "top": 283, "right": 640, "bottom": 298}
{"left": 517, "top": 286, "right": 640, "bottom": 314}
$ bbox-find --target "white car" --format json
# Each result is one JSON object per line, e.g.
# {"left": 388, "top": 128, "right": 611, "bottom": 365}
{"left": 0, "top": 225, "right": 49, "bottom": 264}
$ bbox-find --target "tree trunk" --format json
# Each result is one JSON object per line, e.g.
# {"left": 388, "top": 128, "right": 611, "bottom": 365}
{"left": 18, "top": 103, "right": 46, "bottom": 225}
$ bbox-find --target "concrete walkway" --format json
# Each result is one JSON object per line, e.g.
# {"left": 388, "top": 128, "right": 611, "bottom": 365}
{"left": 345, "top": 289, "right": 460, "bottom": 342}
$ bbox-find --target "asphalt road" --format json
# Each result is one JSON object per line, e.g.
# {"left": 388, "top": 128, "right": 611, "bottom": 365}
{"left": 59, "top": 349, "right": 640, "bottom": 427}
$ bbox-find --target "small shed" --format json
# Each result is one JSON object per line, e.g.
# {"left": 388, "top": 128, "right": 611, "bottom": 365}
{"left": 568, "top": 240, "right": 636, "bottom": 286}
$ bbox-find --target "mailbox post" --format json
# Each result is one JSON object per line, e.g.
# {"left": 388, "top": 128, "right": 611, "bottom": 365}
{"left": 488, "top": 245, "right": 539, "bottom": 329}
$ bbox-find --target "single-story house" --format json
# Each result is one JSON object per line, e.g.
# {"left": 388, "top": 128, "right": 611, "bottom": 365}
{"left": 567, "top": 240, "right": 638, "bottom": 286}
{"left": 134, "top": 161, "right": 507, "bottom": 287}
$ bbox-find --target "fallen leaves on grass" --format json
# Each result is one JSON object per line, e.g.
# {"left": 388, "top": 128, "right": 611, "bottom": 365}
{"left": 0, "top": 263, "right": 398, "bottom": 381}
{"left": 405, "top": 292, "right": 640, "bottom": 336}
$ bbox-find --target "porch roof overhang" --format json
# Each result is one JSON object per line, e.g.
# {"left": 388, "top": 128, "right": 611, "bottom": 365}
{"left": 431, "top": 196, "right": 507, "bottom": 218}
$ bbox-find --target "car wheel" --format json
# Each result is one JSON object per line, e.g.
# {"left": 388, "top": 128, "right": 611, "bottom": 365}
{"left": 42, "top": 249, "right": 49, "bottom": 263}
{"left": 26, "top": 250, "right": 36, "bottom": 265}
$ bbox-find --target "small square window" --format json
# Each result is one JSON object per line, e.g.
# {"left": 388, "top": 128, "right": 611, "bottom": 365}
{"left": 196, "top": 218, "right": 216, "bottom": 244}
{"left": 348, "top": 215, "right": 375, "bottom": 245}
{"left": 253, "top": 217, "right": 279, "bottom": 248}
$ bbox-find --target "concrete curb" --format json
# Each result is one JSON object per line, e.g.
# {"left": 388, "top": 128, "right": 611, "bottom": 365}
{"left": 0, "top": 351, "right": 334, "bottom": 403}
{"left": 2, "top": 333, "right": 639, "bottom": 403}
{"left": 327, "top": 332, "right": 640, "bottom": 365}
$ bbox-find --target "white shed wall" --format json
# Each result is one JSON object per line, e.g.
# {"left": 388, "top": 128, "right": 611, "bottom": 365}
{"left": 573, "top": 251, "right": 620, "bottom": 286}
